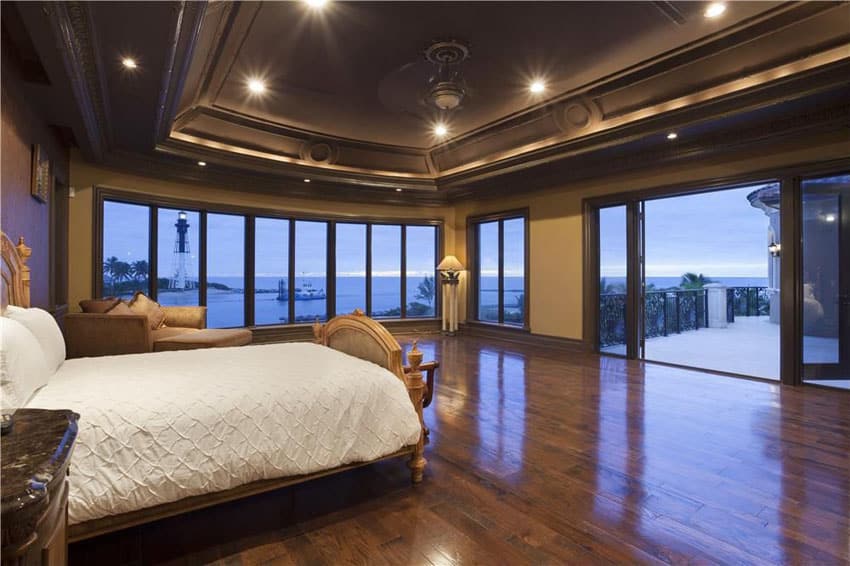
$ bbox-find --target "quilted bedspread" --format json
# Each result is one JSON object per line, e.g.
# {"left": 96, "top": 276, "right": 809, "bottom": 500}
{"left": 27, "top": 342, "right": 422, "bottom": 525}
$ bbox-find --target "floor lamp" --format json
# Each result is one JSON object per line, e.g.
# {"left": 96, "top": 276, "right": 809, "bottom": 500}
{"left": 437, "top": 255, "right": 463, "bottom": 336}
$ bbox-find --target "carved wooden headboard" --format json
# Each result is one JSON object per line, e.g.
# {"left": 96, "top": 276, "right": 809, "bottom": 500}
{"left": 1, "top": 232, "right": 31, "bottom": 311}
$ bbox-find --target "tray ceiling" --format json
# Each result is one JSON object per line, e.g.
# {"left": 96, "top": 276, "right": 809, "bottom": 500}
{"left": 9, "top": 0, "right": 850, "bottom": 200}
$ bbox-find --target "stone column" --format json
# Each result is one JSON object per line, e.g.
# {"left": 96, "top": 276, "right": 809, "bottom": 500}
{"left": 704, "top": 283, "right": 728, "bottom": 328}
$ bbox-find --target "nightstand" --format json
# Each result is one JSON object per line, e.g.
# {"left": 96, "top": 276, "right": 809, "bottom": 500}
{"left": 1, "top": 409, "right": 79, "bottom": 566}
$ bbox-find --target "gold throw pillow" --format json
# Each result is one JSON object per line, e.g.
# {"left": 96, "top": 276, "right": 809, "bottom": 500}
{"left": 127, "top": 292, "right": 167, "bottom": 330}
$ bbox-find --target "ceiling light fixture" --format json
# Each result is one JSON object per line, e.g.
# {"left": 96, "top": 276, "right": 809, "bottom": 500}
{"left": 197, "top": 161, "right": 207, "bottom": 167}
{"left": 529, "top": 80, "right": 545, "bottom": 94}
{"left": 305, "top": 0, "right": 329, "bottom": 8}
{"left": 396, "top": 188, "right": 403, "bottom": 192}
{"left": 667, "top": 132, "right": 678, "bottom": 140}
{"left": 247, "top": 78, "right": 266, "bottom": 94}
{"left": 704, "top": 2, "right": 726, "bottom": 18}
{"left": 434, "top": 124, "right": 448, "bottom": 137}
{"left": 303, "top": 178, "right": 311, "bottom": 183}
{"left": 121, "top": 57, "right": 138, "bottom": 70}
{"left": 425, "top": 40, "right": 470, "bottom": 111}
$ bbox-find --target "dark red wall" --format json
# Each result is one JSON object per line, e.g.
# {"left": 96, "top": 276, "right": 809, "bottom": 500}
{"left": 1, "top": 48, "right": 70, "bottom": 309}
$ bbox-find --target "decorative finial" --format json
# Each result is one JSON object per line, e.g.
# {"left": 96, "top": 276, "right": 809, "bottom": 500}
{"left": 352, "top": 308, "right": 365, "bottom": 316}
{"left": 16, "top": 237, "right": 31, "bottom": 265}
{"left": 312, "top": 317, "right": 323, "bottom": 344}
{"left": 408, "top": 339, "right": 423, "bottom": 371}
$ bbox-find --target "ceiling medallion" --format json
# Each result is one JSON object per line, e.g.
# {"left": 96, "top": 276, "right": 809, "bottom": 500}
{"left": 300, "top": 140, "right": 338, "bottom": 165}
{"left": 424, "top": 39, "right": 470, "bottom": 111}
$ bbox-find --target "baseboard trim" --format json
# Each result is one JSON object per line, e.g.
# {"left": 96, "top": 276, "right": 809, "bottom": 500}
{"left": 458, "top": 322, "right": 587, "bottom": 352}
{"left": 251, "top": 318, "right": 443, "bottom": 344}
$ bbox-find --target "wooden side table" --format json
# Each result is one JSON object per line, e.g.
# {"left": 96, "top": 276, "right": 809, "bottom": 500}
{"left": 1, "top": 409, "right": 79, "bottom": 566}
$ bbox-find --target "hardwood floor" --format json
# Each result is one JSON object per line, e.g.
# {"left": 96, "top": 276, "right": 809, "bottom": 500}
{"left": 69, "top": 335, "right": 850, "bottom": 565}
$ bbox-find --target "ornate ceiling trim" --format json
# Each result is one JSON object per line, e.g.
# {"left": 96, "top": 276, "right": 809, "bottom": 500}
{"left": 165, "top": 1, "right": 849, "bottom": 187}
{"left": 153, "top": 1, "right": 207, "bottom": 145}
{"left": 42, "top": 0, "right": 112, "bottom": 159}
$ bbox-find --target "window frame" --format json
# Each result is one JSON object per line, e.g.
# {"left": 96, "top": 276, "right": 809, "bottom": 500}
{"left": 467, "top": 208, "right": 530, "bottom": 329}
{"left": 93, "top": 187, "right": 443, "bottom": 327}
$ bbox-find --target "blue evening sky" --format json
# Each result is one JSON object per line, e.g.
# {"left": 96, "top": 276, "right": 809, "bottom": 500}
{"left": 600, "top": 184, "right": 773, "bottom": 278}
{"left": 103, "top": 204, "right": 436, "bottom": 278}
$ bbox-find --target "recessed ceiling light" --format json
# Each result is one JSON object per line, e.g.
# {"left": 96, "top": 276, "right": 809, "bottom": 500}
{"left": 305, "top": 0, "right": 329, "bottom": 9}
{"left": 666, "top": 132, "right": 678, "bottom": 140}
{"left": 396, "top": 188, "right": 403, "bottom": 192}
{"left": 247, "top": 78, "right": 266, "bottom": 94}
{"left": 121, "top": 57, "right": 137, "bottom": 70}
{"left": 303, "top": 178, "right": 311, "bottom": 183}
{"left": 704, "top": 2, "right": 726, "bottom": 18}
{"left": 434, "top": 124, "right": 448, "bottom": 137}
{"left": 529, "top": 80, "right": 545, "bottom": 94}
{"left": 197, "top": 161, "right": 207, "bottom": 167}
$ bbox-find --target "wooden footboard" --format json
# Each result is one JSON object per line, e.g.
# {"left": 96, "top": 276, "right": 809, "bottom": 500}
{"left": 313, "top": 310, "right": 428, "bottom": 483}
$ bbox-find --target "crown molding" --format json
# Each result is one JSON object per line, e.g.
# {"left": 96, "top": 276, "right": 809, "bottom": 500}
{"left": 43, "top": 0, "right": 112, "bottom": 159}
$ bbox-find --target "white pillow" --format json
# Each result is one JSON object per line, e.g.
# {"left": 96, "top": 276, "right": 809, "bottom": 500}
{"left": 0, "top": 317, "right": 52, "bottom": 411}
{"left": 5, "top": 306, "right": 66, "bottom": 372}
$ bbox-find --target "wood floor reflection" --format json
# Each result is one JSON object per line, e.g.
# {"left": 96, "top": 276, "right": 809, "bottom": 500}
{"left": 70, "top": 335, "right": 850, "bottom": 565}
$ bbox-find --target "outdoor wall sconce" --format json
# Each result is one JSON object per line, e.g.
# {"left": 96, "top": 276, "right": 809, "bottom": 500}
{"left": 768, "top": 242, "right": 781, "bottom": 257}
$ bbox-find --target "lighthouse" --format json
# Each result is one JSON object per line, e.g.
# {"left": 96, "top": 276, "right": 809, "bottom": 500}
{"left": 169, "top": 211, "right": 191, "bottom": 290}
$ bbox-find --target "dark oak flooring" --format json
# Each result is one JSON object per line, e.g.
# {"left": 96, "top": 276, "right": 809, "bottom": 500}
{"left": 70, "top": 335, "right": 850, "bottom": 565}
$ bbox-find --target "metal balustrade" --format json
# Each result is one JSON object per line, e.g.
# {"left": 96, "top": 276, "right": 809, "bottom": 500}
{"left": 599, "top": 286, "right": 769, "bottom": 348}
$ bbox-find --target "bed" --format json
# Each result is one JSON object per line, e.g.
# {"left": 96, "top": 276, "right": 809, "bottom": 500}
{"left": 0, "top": 232, "right": 428, "bottom": 542}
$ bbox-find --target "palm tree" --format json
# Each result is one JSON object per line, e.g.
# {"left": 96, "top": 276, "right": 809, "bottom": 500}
{"left": 110, "top": 261, "right": 132, "bottom": 287}
{"left": 130, "top": 260, "right": 149, "bottom": 283}
{"left": 679, "top": 272, "right": 714, "bottom": 289}
{"left": 415, "top": 275, "right": 436, "bottom": 306}
{"left": 103, "top": 256, "right": 121, "bottom": 293}
{"left": 600, "top": 277, "right": 626, "bottom": 294}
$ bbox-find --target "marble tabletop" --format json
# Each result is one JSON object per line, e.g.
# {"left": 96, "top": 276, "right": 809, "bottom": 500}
{"left": 1, "top": 408, "right": 79, "bottom": 519}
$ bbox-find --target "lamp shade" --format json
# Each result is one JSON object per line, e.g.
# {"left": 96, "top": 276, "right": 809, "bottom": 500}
{"left": 437, "top": 255, "right": 464, "bottom": 272}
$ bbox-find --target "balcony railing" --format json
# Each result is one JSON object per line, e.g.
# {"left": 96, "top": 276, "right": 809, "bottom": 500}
{"left": 599, "top": 286, "right": 769, "bottom": 348}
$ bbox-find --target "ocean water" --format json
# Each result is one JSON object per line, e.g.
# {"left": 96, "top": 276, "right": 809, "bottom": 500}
{"left": 156, "top": 276, "right": 437, "bottom": 328}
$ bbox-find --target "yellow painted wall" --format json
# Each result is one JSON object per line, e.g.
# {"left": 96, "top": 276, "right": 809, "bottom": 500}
{"left": 68, "top": 155, "right": 455, "bottom": 311}
{"left": 70, "top": 131, "right": 849, "bottom": 338}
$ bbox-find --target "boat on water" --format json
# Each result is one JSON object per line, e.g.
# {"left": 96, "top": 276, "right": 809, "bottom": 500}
{"left": 276, "top": 278, "right": 326, "bottom": 301}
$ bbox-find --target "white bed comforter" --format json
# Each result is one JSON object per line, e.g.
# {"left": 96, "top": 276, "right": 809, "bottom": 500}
{"left": 27, "top": 342, "right": 421, "bottom": 525}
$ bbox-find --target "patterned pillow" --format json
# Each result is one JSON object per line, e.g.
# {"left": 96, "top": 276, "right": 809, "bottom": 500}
{"left": 127, "top": 292, "right": 167, "bottom": 330}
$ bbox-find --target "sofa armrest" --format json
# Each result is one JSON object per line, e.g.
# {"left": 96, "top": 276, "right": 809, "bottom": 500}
{"left": 162, "top": 306, "right": 207, "bottom": 329}
{"left": 64, "top": 314, "right": 152, "bottom": 358}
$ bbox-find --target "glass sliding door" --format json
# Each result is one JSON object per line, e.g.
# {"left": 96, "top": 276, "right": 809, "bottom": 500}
{"left": 640, "top": 185, "right": 779, "bottom": 379}
{"left": 801, "top": 174, "right": 850, "bottom": 389}
{"left": 598, "top": 206, "right": 628, "bottom": 355}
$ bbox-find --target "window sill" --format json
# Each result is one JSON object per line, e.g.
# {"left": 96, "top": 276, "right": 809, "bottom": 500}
{"left": 462, "top": 320, "right": 530, "bottom": 333}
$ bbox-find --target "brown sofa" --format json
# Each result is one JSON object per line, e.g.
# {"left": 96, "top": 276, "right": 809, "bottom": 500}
{"left": 65, "top": 306, "right": 208, "bottom": 358}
